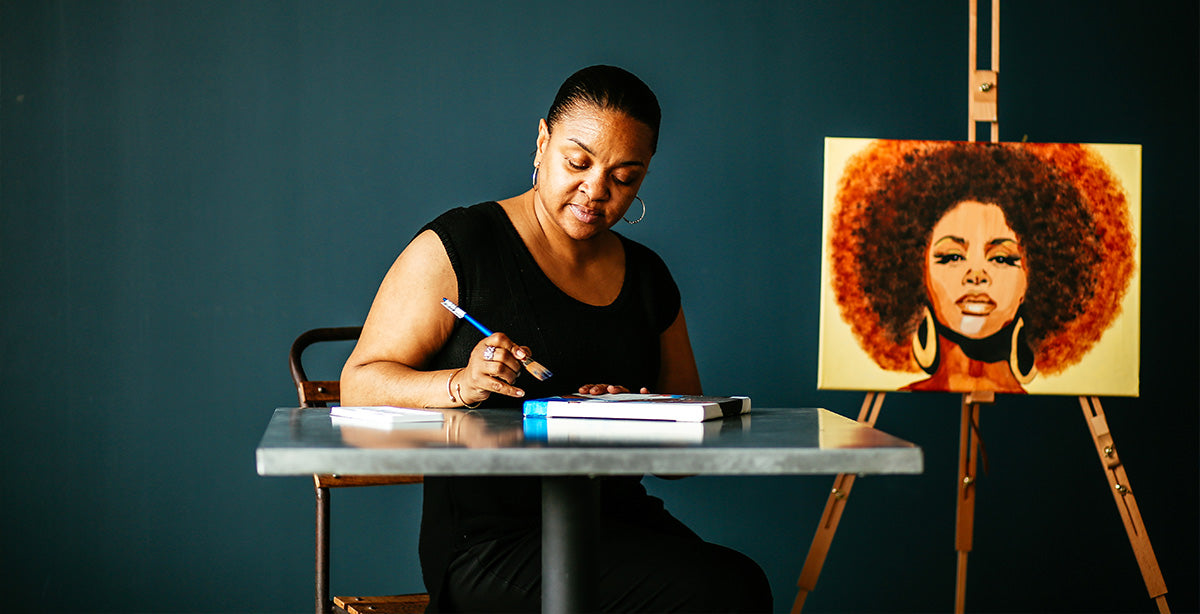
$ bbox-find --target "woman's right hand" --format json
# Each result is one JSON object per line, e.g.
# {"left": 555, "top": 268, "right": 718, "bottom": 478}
{"left": 451, "top": 333, "right": 531, "bottom": 406}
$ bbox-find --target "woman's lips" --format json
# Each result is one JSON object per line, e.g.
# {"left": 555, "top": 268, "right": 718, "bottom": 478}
{"left": 956, "top": 294, "right": 996, "bottom": 315}
{"left": 568, "top": 203, "right": 604, "bottom": 224}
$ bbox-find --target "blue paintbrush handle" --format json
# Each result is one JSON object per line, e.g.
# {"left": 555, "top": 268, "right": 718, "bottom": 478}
{"left": 441, "top": 298, "right": 494, "bottom": 337}
{"left": 440, "top": 297, "right": 553, "bottom": 381}
{"left": 461, "top": 312, "right": 494, "bottom": 337}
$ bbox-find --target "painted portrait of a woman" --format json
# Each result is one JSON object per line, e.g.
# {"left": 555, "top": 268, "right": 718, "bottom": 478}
{"left": 818, "top": 139, "right": 1139, "bottom": 395}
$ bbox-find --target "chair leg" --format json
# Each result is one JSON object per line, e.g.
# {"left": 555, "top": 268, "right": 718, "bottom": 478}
{"left": 317, "top": 482, "right": 331, "bottom": 614}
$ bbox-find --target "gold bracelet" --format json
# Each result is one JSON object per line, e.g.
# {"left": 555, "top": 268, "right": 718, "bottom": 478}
{"left": 446, "top": 369, "right": 460, "bottom": 404}
{"left": 447, "top": 368, "right": 481, "bottom": 409}
{"left": 456, "top": 383, "right": 482, "bottom": 409}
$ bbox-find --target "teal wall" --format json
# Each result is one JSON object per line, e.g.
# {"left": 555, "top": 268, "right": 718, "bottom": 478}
{"left": 3, "top": 1, "right": 1196, "bottom": 612}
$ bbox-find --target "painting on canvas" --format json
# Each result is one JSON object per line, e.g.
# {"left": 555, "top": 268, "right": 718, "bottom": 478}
{"left": 817, "top": 138, "right": 1141, "bottom": 396}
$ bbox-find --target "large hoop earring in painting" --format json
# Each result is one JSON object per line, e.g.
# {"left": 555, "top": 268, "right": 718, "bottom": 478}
{"left": 531, "top": 165, "right": 539, "bottom": 187}
{"left": 912, "top": 306, "right": 939, "bottom": 374}
{"left": 1009, "top": 317, "right": 1038, "bottom": 384}
{"left": 624, "top": 196, "right": 646, "bottom": 225}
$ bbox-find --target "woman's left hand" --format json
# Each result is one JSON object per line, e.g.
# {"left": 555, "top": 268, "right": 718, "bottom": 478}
{"left": 576, "top": 384, "right": 650, "bottom": 395}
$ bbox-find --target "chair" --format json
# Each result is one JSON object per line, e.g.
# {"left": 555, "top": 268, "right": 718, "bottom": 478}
{"left": 290, "top": 327, "right": 430, "bottom": 614}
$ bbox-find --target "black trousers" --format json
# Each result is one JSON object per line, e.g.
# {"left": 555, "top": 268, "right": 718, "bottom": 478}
{"left": 440, "top": 514, "right": 772, "bottom": 613}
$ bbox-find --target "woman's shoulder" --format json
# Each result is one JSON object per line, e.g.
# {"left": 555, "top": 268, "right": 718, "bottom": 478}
{"left": 616, "top": 233, "right": 671, "bottom": 274}
{"left": 422, "top": 201, "right": 503, "bottom": 235}
{"left": 615, "top": 233, "right": 679, "bottom": 325}
{"left": 417, "top": 202, "right": 506, "bottom": 283}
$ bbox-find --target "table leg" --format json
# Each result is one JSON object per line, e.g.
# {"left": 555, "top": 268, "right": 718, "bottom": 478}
{"left": 316, "top": 483, "right": 331, "bottom": 614}
{"left": 541, "top": 475, "right": 600, "bottom": 614}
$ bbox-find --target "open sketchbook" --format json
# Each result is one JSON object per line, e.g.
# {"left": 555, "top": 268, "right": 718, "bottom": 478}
{"left": 329, "top": 406, "right": 444, "bottom": 430}
{"left": 522, "top": 393, "right": 750, "bottom": 422}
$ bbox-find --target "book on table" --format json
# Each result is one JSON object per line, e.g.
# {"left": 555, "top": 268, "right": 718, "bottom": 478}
{"left": 329, "top": 405, "right": 444, "bottom": 429}
{"left": 523, "top": 414, "right": 748, "bottom": 445}
{"left": 522, "top": 393, "right": 751, "bottom": 422}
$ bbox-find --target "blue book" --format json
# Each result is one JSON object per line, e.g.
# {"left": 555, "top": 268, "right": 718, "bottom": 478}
{"left": 522, "top": 393, "right": 750, "bottom": 422}
{"left": 523, "top": 415, "right": 739, "bottom": 445}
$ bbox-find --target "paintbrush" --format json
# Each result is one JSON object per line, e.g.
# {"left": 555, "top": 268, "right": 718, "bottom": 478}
{"left": 440, "top": 298, "right": 554, "bottom": 381}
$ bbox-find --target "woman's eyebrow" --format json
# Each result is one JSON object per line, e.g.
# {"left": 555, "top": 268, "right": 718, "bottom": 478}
{"left": 987, "top": 238, "right": 1019, "bottom": 249}
{"left": 933, "top": 235, "right": 967, "bottom": 248}
{"left": 566, "top": 137, "right": 647, "bottom": 168}
{"left": 567, "top": 137, "right": 594, "bottom": 154}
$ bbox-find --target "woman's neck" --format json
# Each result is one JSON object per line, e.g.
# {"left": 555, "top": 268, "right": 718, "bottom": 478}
{"left": 502, "top": 191, "right": 616, "bottom": 262}
{"left": 914, "top": 335, "right": 1025, "bottom": 393}
{"left": 499, "top": 191, "right": 625, "bottom": 306}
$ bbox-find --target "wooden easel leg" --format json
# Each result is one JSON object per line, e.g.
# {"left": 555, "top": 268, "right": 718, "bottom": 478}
{"left": 954, "top": 392, "right": 989, "bottom": 613}
{"left": 791, "top": 392, "right": 886, "bottom": 613}
{"left": 1079, "top": 396, "right": 1170, "bottom": 613}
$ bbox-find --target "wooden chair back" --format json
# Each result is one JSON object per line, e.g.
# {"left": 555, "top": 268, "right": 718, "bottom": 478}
{"left": 289, "top": 326, "right": 362, "bottom": 408}
{"left": 289, "top": 326, "right": 429, "bottom": 614}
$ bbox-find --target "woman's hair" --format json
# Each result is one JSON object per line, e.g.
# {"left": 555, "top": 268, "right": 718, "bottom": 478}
{"left": 830, "top": 140, "right": 1135, "bottom": 374}
{"left": 546, "top": 65, "right": 662, "bottom": 153}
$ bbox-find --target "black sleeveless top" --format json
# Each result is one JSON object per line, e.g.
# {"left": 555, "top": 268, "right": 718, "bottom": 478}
{"left": 417, "top": 202, "right": 682, "bottom": 606}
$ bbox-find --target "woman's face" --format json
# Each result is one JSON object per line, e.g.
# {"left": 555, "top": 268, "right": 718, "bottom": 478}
{"left": 925, "top": 201, "right": 1027, "bottom": 339}
{"left": 532, "top": 104, "right": 654, "bottom": 241}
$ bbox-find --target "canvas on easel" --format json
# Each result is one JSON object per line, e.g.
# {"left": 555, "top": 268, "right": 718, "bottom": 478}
{"left": 817, "top": 138, "right": 1141, "bottom": 397}
{"left": 792, "top": 4, "right": 1171, "bottom": 612}
{"left": 799, "top": 138, "right": 1167, "bottom": 614}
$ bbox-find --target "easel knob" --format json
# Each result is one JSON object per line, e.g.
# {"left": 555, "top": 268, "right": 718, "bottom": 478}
{"left": 972, "top": 70, "right": 999, "bottom": 113}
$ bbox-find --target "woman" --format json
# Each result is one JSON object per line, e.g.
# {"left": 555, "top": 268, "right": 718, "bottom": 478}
{"left": 341, "top": 65, "right": 771, "bottom": 612}
{"left": 828, "top": 140, "right": 1136, "bottom": 393}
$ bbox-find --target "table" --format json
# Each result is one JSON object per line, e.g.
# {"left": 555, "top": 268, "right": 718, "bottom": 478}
{"left": 257, "top": 407, "right": 922, "bottom": 613}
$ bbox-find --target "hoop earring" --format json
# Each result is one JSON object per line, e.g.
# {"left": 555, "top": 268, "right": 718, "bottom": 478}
{"left": 624, "top": 196, "right": 646, "bottom": 224}
{"left": 531, "top": 165, "right": 538, "bottom": 187}
{"left": 1009, "top": 317, "right": 1038, "bottom": 384}
{"left": 912, "top": 306, "right": 939, "bottom": 374}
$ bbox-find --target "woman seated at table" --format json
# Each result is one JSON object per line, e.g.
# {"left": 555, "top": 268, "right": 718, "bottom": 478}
{"left": 341, "top": 65, "right": 772, "bottom": 613}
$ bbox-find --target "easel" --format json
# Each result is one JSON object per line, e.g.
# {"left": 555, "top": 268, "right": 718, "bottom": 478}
{"left": 791, "top": 2, "right": 1170, "bottom": 612}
